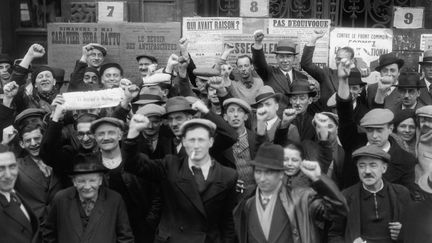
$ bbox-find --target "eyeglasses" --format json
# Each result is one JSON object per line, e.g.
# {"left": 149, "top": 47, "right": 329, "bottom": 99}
{"left": 76, "top": 131, "right": 94, "bottom": 139}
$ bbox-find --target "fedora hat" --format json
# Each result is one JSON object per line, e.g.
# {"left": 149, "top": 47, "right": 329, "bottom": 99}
{"left": 249, "top": 143, "right": 285, "bottom": 170}
{"left": 251, "top": 86, "right": 281, "bottom": 108}
{"left": 393, "top": 72, "right": 425, "bottom": 89}
{"left": 374, "top": 53, "right": 404, "bottom": 72}
{"left": 69, "top": 154, "right": 108, "bottom": 175}
{"left": 348, "top": 71, "right": 366, "bottom": 86}
{"left": 419, "top": 50, "right": 432, "bottom": 65}
{"left": 287, "top": 80, "right": 317, "bottom": 96}
{"left": 163, "top": 96, "right": 196, "bottom": 118}
{"left": 272, "top": 40, "right": 298, "bottom": 55}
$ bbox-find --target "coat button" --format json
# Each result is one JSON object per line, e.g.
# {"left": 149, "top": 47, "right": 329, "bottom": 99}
{"left": 179, "top": 226, "right": 184, "bottom": 232}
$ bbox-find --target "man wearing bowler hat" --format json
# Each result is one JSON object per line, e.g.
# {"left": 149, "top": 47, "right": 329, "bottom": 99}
{"left": 385, "top": 72, "right": 426, "bottom": 113}
{"left": 233, "top": 143, "right": 347, "bottom": 243}
{"left": 42, "top": 154, "right": 134, "bottom": 243}
{"left": 124, "top": 116, "right": 238, "bottom": 243}
{"left": 367, "top": 52, "right": 405, "bottom": 108}
{"left": 328, "top": 145, "right": 411, "bottom": 243}
{"left": 417, "top": 49, "right": 432, "bottom": 105}
{"left": 251, "top": 30, "right": 309, "bottom": 110}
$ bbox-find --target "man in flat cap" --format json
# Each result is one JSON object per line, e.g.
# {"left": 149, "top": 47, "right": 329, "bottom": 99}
{"left": 417, "top": 49, "right": 432, "bottom": 105}
{"left": 367, "top": 52, "right": 405, "bottom": 108}
{"left": 100, "top": 63, "right": 123, "bottom": 89}
{"left": 329, "top": 145, "right": 411, "bottom": 243}
{"left": 42, "top": 154, "right": 134, "bottom": 243}
{"left": 336, "top": 60, "right": 416, "bottom": 190}
{"left": 140, "top": 73, "right": 172, "bottom": 102}
{"left": 251, "top": 30, "right": 309, "bottom": 110}
{"left": 136, "top": 54, "right": 158, "bottom": 79}
{"left": 124, "top": 115, "right": 238, "bottom": 243}
{"left": 234, "top": 143, "right": 347, "bottom": 243}
{"left": 222, "top": 98, "right": 266, "bottom": 187}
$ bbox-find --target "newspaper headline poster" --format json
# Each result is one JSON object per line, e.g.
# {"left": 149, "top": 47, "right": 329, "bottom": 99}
{"left": 329, "top": 28, "right": 393, "bottom": 69}
{"left": 48, "top": 22, "right": 180, "bottom": 82}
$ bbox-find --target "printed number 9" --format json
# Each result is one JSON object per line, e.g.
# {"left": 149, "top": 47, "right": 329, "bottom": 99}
{"left": 404, "top": 12, "right": 413, "bottom": 24}
{"left": 107, "top": 6, "right": 114, "bottom": 17}
{"left": 250, "top": 1, "right": 258, "bottom": 12}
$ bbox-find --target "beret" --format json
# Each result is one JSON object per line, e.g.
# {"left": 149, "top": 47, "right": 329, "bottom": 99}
{"left": 360, "top": 109, "right": 394, "bottom": 127}
{"left": 136, "top": 104, "right": 165, "bottom": 117}
{"left": 352, "top": 145, "right": 390, "bottom": 163}
{"left": 180, "top": 118, "right": 217, "bottom": 137}
{"left": 90, "top": 117, "right": 124, "bottom": 133}
{"left": 142, "top": 73, "right": 171, "bottom": 87}
{"left": 416, "top": 105, "right": 432, "bottom": 118}
{"left": 223, "top": 98, "right": 252, "bottom": 113}
{"left": 193, "top": 67, "right": 220, "bottom": 80}
{"left": 393, "top": 109, "right": 415, "bottom": 128}
{"left": 90, "top": 43, "right": 107, "bottom": 56}
{"left": 31, "top": 66, "right": 55, "bottom": 85}
{"left": 99, "top": 63, "right": 123, "bottom": 76}
{"left": 14, "top": 108, "right": 46, "bottom": 128}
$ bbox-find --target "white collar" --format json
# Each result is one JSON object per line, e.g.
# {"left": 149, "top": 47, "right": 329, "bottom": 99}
{"left": 188, "top": 156, "right": 212, "bottom": 180}
{"left": 0, "top": 190, "right": 11, "bottom": 202}
{"left": 102, "top": 154, "right": 122, "bottom": 169}
{"left": 362, "top": 179, "right": 384, "bottom": 193}
{"left": 424, "top": 78, "right": 431, "bottom": 90}
{"left": 366, "top": 141, "right": 391, "bottom": 152}
{"left": 402, "top": 101, "right": 417, "bottom": 110}
{"left": 266, "top": 116, "right": 278, "bottom": 130}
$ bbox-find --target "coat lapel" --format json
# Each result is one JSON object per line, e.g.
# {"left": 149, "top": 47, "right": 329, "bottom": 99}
{"left": 418, "top": 82, "right": 432, "bottom": 105}
{"left": 273, "top": 68, "right": 291, "bottom": 95}
{"left": 175, "top": 158, "right": 207, "bottom": 217}
{"left": 248, "top": 198, "right": 268, "bottom": 243}
{"left": 0, "top": 194, "right": 32, "bottom": 233}
{"left": 346, "top": 184, "right": 362, "bottom": 240}
{"left": 68, "top": 191, "right": 84, "bottom": 238}
{"left": 18, "top": 156, "right": 47, "bottom": 188}
{"left": 201, "top": 162, "right": 226, "bottom": 203}
{"left": 83, "top": 189, "right": 105, "bottom": 238}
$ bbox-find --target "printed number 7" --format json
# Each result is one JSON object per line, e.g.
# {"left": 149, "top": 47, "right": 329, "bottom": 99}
{"left": 107, "top": 6, "right": 114, "bottom": 17}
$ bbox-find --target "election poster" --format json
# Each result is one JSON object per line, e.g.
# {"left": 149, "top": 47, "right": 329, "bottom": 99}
{"left": 329, "top": 28, "right": 393, "bottom": 69}
{"left": 47, "top": 22, "right": 181, "bottom": 82}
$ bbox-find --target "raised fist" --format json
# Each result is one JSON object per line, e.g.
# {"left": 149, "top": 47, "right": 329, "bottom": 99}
{"left": 3, "top": 81, "right": 19, "bottom": 99}
{"left": 337, "top": 58, "right": 354, "bottom": 79}
{"left": 26, "top": 44, "right": 45, "bottom": 59}
{"left": 129, "top": 114, "right": 150, "bottom": 132}
{"left": 300, "top": 160, "right": 321, "bottom": 181}
{"left": 253, "top": 30, "right": 265, "bottom": 43}
{"left": 281, "top": 108, "right": 297, "bottom": 128}
{"left": 192, "top": 100, "right": 210, "bottom": 114}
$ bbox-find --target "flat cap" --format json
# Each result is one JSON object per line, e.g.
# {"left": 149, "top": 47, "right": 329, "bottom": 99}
{"left": 416, "top": 105, "right": 432, "bottom": 118}
{"left": 136, "top": 104, "right": 165, "bottom": 117}
{"left": 352, "top": 145, "right": 391, "bottom": 163}
{"left": 360, "top": 109, "right": 394, "bottom": 127}
{"left": 142, "top": 73, "right": 172, "bottom": 87}
{"left": 14, "top": 108, "right": 47, "bottom": 127}
{"left": 180, "top": 118, "right": 216, "bottom": 137}
{"left": 90, "top": 117, "right": 124, "bottom": 133}
{"left": 193, "top": 67, "right": 220, "bottom": 80}
{"left": 90, "top": 43, "right": 107, "bottom": 56}
{"left": 312, "top": 112, "right": 339, "bottom": 127}
{"left": 136, "top": 54, "right": 157, "bottom": 63}
{"left": 223, "top": 98, "right": 252, "bottom": 113}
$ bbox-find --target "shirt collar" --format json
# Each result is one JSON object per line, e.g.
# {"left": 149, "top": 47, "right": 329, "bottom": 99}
{"left": 0, "top": 190, "right": 11, "bottom": 202}
{"left": 362, "top": 179, "right": 386, "bottom": 199}
{"left": 188, "top": 156, "right": 212, "bottom": 180}
{"left": 366, "top": 141, "right": 391, "bottom": 153}
{"left": 424, "top": 78, "right": 431, "bottom": 91}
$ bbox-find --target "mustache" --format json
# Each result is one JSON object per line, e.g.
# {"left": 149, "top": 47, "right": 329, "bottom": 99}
{"left": 363, "top": 174, "right": 374, "bottom": 179}
{"left": 101, "top": 139, "right": 115, "bottom": 144}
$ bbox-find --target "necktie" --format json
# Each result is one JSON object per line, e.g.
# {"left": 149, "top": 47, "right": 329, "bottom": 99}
{"left": 82, "top": 199, "right": 96, "bottom": 216}
{"left": 429, "top": 84, "right": 432, "bottom": 95}
{"left": 10, "top": 192, "right": 22, "bottom": 205}
{"left": 192, "top": 166, "right": 206, "bottom": 193}
{"left": 286, "top": 72, "right": 291, "bottom": 85}
{"left": 261, "top": 195, "right": 270, "bottom": 210}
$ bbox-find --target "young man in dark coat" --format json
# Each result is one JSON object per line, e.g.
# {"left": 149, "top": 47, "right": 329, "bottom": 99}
{"left": 42, "top": 154, "right": 134, "bottom": 243}
{"left": 328, "top": 145, "right": 411, "bottom": 243}
{"left": 123, "top": 115, "right": 238, "bottom": 243}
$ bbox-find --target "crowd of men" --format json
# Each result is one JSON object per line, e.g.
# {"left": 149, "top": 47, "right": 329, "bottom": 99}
{"left": 0, "top": 29, "right": 431, "bottom": 243}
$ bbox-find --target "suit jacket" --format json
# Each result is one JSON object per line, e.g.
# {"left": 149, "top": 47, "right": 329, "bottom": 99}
{"left": 403, "top": 197, "right": 432, "bottom": 243}
{"left": 122, "top": 138, "right": 238, "bottom": 243}
{"left": 252, "top": 47, "right": 309, "bottom": 110}
{"left": 15, "top": 155, "right": 63, "bottom": 222}
{"left": 389, "top": 101, "right": 424, "bottom": 115}
{"left": 418, "top": 78, "right": 432, "bottom": 105}
{"left": 328, "top": 182, "right": 411, "bottom": 243}
{"left": 0, "top": 192, "right": 40, "bottom": 243}
{"left": 42, "top": 187, "right": 134, "bottom": 243}
{"left": 367, "top": 83, "right": 401, "bottom": 109}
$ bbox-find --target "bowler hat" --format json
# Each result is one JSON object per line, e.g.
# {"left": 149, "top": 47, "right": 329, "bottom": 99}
{"left": 163, "top": 96, "right": 196, "bottom": 118}
{"left": 0, "top": 54, "right": 12, "bottom": 65}
{"left": 272, "top": 40, "right": 298, "bottom": 55}
{"left": 90, "top": 117, "right": 124, "bottom": 133}
{"left": 223, "top": 98, "right": 252, "bottom": 114}
{"left": 249, "top": 143, "right": 285, "bottom": 170}
{"left": 416, "top": 105, "right": 432, "bottom": 118}
{"left": 69, "top": 154, "right": 108, "bottom": 175}
{"left": 360, "top": 108, "right": 394, "bottom": 127}
{"left": 180, "top": 118, "right": 217, "bottom": 137}
{"left": 393, "top": 72, "right": 425, "bottom": 89}
{"left": 136, "top": 54, "right": 158, "bottom": 63}
{"left": 348, "top": 71, "right": 366, "bottom": 86}
{"left": 419, "top": 50, "right": 432, "bottom": 65}
{"left": 352, "top": 145, "right": 391, "bottom": 163}
{"left": 251, "top": 86, "right": 281, "bottom": 108}
{"left": 287, "top": 80, "right": 317, "bottom": 96}
{"left": 374, "top": 53, "right": 404, "bottom": 72}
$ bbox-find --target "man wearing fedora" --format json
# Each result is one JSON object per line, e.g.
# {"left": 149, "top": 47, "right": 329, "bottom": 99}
{"left": 233, "top": 143, "right": 347, "bottom": 243}
{"left": 367, "top": 52, "right": 405, "bottom": 108}
{"left": 124, "top": 115, "right": 238, "bottom": 243}
{"left": 418, "top": 49, "right": 432, "bottom": 105}
{"left": 336, "top": 60, "right": 416, "bottom": 190}
{"left": 251, "top": 30, "right": 309, "bottom": 110}
{"left": 328, "top": 145, "right": 411, "bottom": 243}
{"left": 42, "top": 154, "right": 134, "bottom": 243}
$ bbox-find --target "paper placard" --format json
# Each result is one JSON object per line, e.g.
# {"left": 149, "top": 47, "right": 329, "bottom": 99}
{"left": 393, "top": 6, "right": 424, "bottom": 29}
{"left": 63, "top": 88, "right": 124, "bottom": 110}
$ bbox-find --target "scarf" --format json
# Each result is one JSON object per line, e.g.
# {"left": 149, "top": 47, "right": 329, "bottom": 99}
{"left": 37, "top": 87, "right": 58, "bottom": 104}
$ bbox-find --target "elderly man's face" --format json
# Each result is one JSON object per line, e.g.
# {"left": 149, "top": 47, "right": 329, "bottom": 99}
{"left": 83, "top": 71, "right": 99, "bottom": 84}
{"left": 254, "top": 167, "right": 284, "bottom": 194}
{"left": 364, "top": 124, "right": 393, "bottom": 148}
{"left": 276, "top": 53, "right": 295, "bottom": 72}
{"left": 289, "top": 94, "right": 312, "bottom": 114}
{"left": 237, "top": 57, "right": 252, "bottom": 79}
{"left": 0, "top": 63, "right": 11, "bottom": 82}
{"left": 142, "top": 115, "right": 163, "bottom": 137}
{"left": 167, "top": 112, "right": 191, "bottom": 137}
{"left": 94, "top": 124, "right": 122, "bottom": 152}
{"left": 20, "top": 128, "right": 43, "bottom": 158}
{"left": 0, "top": 152, "right": 18, "bottom": 193}
{"left": 357, "top": 157, "right": 387, "bottom": 189}
{"left": 224, "top": 104, "right": 248, "bottom": 129}
{"left": 35, "top": 70, "right": 56, "bottom": 92}
{"left": 101, "top": 67, "right": 121, "bottom": 89}
{"left": 182, "top": 127, "right": 214, "bottom": 162}
{"left": 398, "top": 88, "right": 420, "bottom": 107}
{"left": 422, "top": 63, "right": 432, "bottom": 81}
{"left": 419, "top": 116, "right": 432, "bottom": 135}
{"left": 76, "top": 122, "right": 95, "bottom": 150}
{"left": 73, "top": 173, "right": 103, "bottom": 200}
{"left": 87, "top": 49, "right": 104, "bottom": 68}
{"left": 138, "top": 57, "right": 155, "bottom": 77}
{"left": 380, "top": 63, "right": 400, "bottom": 84}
